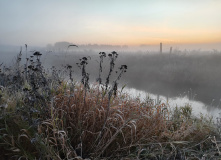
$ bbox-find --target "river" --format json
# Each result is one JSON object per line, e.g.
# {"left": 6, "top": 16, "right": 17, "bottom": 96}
{"left": 124, "top": 87, "right": 221, "bottom": 120}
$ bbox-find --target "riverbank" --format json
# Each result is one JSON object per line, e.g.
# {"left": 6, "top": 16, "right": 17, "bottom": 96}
{"left": 0, "top": 51, "right": 221, "bottom": 159}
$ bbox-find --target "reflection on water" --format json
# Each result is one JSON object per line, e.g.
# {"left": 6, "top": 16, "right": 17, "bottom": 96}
{"left": 124, "top": 87, "right": 221, "bottom": 119}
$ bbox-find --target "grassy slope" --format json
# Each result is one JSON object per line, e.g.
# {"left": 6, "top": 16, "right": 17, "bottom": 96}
{"left": 0, "top": 50, "right": 221, "bottom": 159}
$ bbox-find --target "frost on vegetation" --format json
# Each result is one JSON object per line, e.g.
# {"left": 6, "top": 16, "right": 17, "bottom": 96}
{"left": 0, "top": 46, "right": 220, "bottom": 159}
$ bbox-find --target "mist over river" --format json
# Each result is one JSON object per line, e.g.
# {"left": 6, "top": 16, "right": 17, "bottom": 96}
{"left": 48, "top": 49, "right": 221, "bottom": 119}
{"left": 1, "top": 47, "right": 221, "bottom": 118}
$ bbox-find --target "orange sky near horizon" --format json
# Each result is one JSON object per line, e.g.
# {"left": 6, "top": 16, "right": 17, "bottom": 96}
{"left": 0, "top": 0, "right": 221, "bottom": 49}
{"left": 65, "top": 25, "right": 221, "bottom": 46}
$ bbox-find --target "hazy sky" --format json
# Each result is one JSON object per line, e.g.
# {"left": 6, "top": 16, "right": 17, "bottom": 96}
{"left": 0, "top": 0, "right": 221, "bottom": 47}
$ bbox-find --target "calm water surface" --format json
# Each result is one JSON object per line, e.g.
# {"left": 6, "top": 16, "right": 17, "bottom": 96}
{"left": 124, "top": 87, "right": 221, "bottom": 120}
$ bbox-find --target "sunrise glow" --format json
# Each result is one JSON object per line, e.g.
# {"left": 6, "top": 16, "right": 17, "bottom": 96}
{"left": 0, "top": 0, "right": 221, "bottom": 48}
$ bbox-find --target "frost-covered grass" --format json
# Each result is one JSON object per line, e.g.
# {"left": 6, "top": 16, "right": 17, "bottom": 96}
{"left": 0, "top": 48, "right": 221, "bottom": 159}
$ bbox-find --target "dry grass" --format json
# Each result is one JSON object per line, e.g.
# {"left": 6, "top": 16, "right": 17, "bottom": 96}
{"left": 0, "top": 50, "right": 221, "bottom": 159}
{"left": 0, "top": 81, "right": 220, "bottom": 159}
{"left": 39, "top": 84, "right": 167, "bottom": 158}
{"left": 35, "top": 84, "right": 218, "bottom": 159}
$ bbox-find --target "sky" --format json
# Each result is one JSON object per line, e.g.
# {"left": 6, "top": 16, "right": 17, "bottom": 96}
{"left": 0, "top": 0, "right": 221, "bottom": 48}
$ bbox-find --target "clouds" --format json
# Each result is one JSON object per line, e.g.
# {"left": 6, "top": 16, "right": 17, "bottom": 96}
{"left": 0, "top": 0, "right": 220, "bottom": 47}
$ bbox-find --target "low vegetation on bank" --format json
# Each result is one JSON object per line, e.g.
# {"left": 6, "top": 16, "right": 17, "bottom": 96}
{"left": 0, "top": 47, "right": 221, "bottom": 159}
